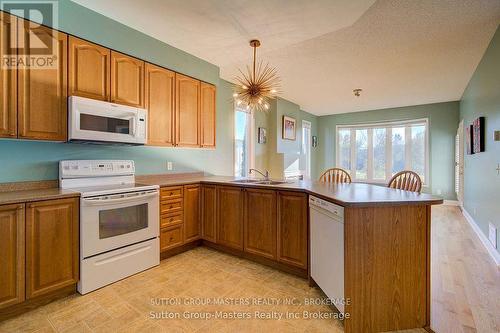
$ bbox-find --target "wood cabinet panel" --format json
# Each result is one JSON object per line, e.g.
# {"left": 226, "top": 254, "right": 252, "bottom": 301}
{"left": 160, "top": 225, "right": 183, "bottom": 252}
{"left": 277, "top": 191, "right": 308, "bottom": 269}
{"left": 217, "top": 186, "right": 244, "bottom": 250}
{"left": 344, "top": 205, "right": 428, "bottom": 332}
{"left": 0, "top": 204, "right": 24, "bottom": 309}
{"left": 111, "top": 51, "right": 144, "bottom": 107}
{"left": 200, "top": 82, "right": 216, "bottom": 148}
{"left": 69, "top": 36, "right": 110, "bottom": 101}
{"left": 201, "top": 185, "right": 217, "bottom": 242}
{"left": 18, "top": 23, "right": 67, "bottom": 141}
{"left": 145, "top": 63, "right": 175, "bottom": 146}
{"left": 0, "top": 13, "right": 16, "bottom": 138}
{"left": 25, "top": 198, "right": 79, "bottom": 299}
{"left": 244, "top": 188, "right": 277, "bottom": 259}
{"left": 175, "top": 73, "right": 200, "bottom": 147}
{"left": 183, "top": 185, "right": 200, "bottom": 243}
{"left": 160, "top": 199, "right": 182, "bottom": 215}
{"left": 161, "top": 213, "right": 183, "bottom": 228}
{"left": 160, "top": 187, "right": 183, "bottom": 201}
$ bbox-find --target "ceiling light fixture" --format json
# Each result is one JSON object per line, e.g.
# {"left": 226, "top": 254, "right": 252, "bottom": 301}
{"left": 233, "top": 40, "right": 280, "bottom": 113}
{"left": 353, "top": 88, "right": 362, "bottom": 97}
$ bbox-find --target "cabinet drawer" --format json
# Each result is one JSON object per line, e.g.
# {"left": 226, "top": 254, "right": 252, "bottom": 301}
{"left": 160, "top": 225, "right": 183, "bottom": 251}
{"left": 160, "top": 199, "right": 183, "bottom": 215}
{"left": 161, "top": 213, "right": 183, "bottom": 228}
{"left": 161, "top": 187, "right": 183, "bottom": 200}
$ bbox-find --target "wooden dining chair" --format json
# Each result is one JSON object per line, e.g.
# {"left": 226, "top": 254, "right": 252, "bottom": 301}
{"left": 388, "top": 170, "right": 422, "bottom": 193}
{"left": 319, "top": 168, "right": 352, "bottom": 184}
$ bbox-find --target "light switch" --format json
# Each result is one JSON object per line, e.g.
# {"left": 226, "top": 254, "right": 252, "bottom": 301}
{"left": 167, "top": 162, "right": 173, "bottom": 171}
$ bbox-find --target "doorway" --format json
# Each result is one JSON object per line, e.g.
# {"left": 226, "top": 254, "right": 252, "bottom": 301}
{"left": 455, "top": 120, "right": 464, "bottom": 206}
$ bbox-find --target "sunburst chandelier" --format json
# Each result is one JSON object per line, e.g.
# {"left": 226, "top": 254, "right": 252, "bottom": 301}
{"left": 233, "top": 40, "right": 280, "bottom": 113}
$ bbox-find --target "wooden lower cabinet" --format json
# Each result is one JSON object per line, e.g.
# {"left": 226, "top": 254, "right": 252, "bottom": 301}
{"left": 25, "top": 198, "right": 79, "bottom": 299}
{"left": 244, "top": 188, "right": 277, "bottom": 259}
{"left": 0, "top": 204, "right": 25, "bottom": 309}
{"left": 160, "top": 225, "right": 183, "bottom": 251}
{"left": 217, "top": 186, "right": 244, "bottom": 250}
{"left": 183, "top": 185, "right": 200, "bottom": 243}
{"left": 277, "top": 191, "right": 308, "bottom": 269}
{"left": 201, "top": 185, "right": 217, "bottom": 242}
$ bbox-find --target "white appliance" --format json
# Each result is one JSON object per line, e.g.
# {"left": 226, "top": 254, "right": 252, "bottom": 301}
{"left": 309, "top": 195, "right": 345, "bottom": 313}
{"left": 60, "top": 160, "right": 159, "bottom": 294}
{"left": 68, "top": 96, "right": 147, "bottom": 145}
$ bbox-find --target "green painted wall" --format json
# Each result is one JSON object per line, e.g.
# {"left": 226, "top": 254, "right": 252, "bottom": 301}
{"left": 459, "top": 25, "right": 500, "bottom": 255}
{"left": 316, "top": 102, "right": 460, "bottom": 200}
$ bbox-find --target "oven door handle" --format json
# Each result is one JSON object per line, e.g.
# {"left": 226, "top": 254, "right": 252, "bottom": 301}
{"left": 82, "top": 191, "right": 158, "bottom": 206}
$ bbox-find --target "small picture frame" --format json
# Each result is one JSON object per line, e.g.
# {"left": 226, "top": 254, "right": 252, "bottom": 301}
{"left": 282, "top": 116, "right": 296, "bottom": 140}
{"left": 258, "top": 127, "right": 267, "bottom": 144}
{"left": 472, "top": 117, "right": 485, "bottom": 153}
{"left": 312, "top": 136, "right": 318, "bottom": 147}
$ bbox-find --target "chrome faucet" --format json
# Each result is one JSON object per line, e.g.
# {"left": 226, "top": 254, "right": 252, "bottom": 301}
{"left": 249, "top": 168, "right": 269, "bottom": 180}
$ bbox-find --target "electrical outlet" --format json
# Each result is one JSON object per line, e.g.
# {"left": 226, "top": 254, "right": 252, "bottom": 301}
{"left": 167, "top": 161, "right": 173, "bottom": 171}
{"left": 489, "top": 223, "right": 497, "bottom": 249}
{"left": 436, "top": 189, "right": 442, "bottom": 195}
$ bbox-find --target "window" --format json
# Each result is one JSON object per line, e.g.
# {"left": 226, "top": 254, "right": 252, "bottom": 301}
{"left": 301, "top": 120, "right": 312, "bottom": 179}
{"left": 336, "top": 119, "right": 428, "bottom": 184}
{"left": 234, "top": 108, "right": 254, "bottom": 177}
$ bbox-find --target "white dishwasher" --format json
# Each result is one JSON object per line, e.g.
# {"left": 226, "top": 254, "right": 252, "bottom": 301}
{"left": 309, "top": 195, "right": 345, "bottom": 313}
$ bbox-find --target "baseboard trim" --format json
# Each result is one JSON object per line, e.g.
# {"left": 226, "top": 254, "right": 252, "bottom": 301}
{"left": 462, "top": 208, "right": 500, "bottom": 267}
{"left": 443, "top": 200, "right": 460, "bottom": 206}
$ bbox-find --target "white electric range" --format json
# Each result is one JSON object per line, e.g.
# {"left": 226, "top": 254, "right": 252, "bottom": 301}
{"left": 60, "top": 160, "right": 160, "bottom": 294}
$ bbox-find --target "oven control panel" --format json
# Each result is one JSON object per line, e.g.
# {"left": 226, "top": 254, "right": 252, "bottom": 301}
{"left": 60, "top": 160, "right": 135, "bottom": 178}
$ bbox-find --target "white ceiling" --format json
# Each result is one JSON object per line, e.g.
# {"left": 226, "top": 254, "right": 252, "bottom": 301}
{"left": 73, "top": 0, "right": 500, "bottom": 116}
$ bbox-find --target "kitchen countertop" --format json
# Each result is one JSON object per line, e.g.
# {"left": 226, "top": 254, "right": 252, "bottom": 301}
{"left": 0, "top": 187, "right": 80, "bottom": 206}
{"left": 137, "top": 175, "right": 444, "bottom": 207}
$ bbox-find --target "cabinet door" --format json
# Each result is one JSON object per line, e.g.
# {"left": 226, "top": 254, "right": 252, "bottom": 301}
{"left": 200, "top": 82, "right": 216, "bottom": 148}
{"left": 18, "top": 23, "right": 67, "bottom": 141}
{"left": 184, "top": 185, "right": 200, "bottom": 243}
{"left": 277, "top": 191, "right": 308, "bottom": 269}
{"left": 69, "top": 36, "right": 110, "bottom": 101}
{"left": 201, "top": 185, "right": 217, "bottom": 242}
{"left": 26, "top": 198, "right": 79, "bottom": 299}
{"left": 111, "top": 51, "right": 144, "bottom": 108}
{"left": 0, "top": 12, "right": 16, "bottom": 138}
{"left": 175, "top": 73, "right": 200, "bottom": 147}
{"left": 244, "top": 188, "right": 277, "bottom": 259}
{"left": 0, "top": 204, "right": 24, "bottom": 309}
{"left": 145, "top": 63, "right": 174, "bottom": 146}
{"left": 217, "top": 186, "right": 244, "bottom": 250}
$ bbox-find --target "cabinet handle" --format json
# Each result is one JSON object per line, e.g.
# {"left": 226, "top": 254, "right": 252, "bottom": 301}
{"left": 169, "top": 236, "right": 174, "bottom": 241}
{"left": 170, "top": 192, "right": 174, "bottom": 195}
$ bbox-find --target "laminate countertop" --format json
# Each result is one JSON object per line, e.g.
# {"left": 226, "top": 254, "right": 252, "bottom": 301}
{"left": 137, "top": 175, "right": 444, "bottom": 207}
{"left": 0, "top": 188, "right": 80, "bottom": 206}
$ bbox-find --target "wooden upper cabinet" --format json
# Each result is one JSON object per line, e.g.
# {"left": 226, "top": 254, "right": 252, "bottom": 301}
{"left": 0, "top": 204, "right": 25, "bottom": 309}
{"left": 18, "top": 22, "right": 67, "bottom": 141}
{"left": 145, "top": 63, "right": 175, "bottom": 146}
{"left": 0, "top": 12, "right": 17, "bottom": 138}
{"left": 25, "top": 198, "right": 79, "bottom": 299}
{"left": 277, "top": 191, "right": 308, "bottom": 269}
{"left": 244, "top": 188, "right": 277, "bottom": 259}
{"left": 201, "top": 185, "right": 217, "bottom": 242}
{"left": 175, "top": 73, "right": 200, "bottom": 147}
{"left": 200, "top": 82, "right": 216, "bottom": 148}
{"left": 217, "top": 186, "right": 244, "bottom": 250}
{"left": 184, "top": 185, "right": 201, "bottom": 243}
{"left": 111, "top": 51, "right": 144, "bottom": 108}
{"left": 69, "top": 36, "right": 110, "bottom": 101}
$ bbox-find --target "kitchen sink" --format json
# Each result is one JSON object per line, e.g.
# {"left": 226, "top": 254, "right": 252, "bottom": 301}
{"left": 230, "top": 179, "right": 289, "bottom": 185}
{"left": 230, "top": 179, "right": 262, "bottom": 183}
{"left": 255, "top": 180, "right": 289, "bottom": 185}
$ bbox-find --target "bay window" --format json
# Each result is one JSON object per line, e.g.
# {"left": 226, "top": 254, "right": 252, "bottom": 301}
{"left": 336, "top": 119, "right": 429, "bottom": 184}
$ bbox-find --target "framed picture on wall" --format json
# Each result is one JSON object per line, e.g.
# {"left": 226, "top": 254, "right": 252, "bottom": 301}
{"left": 472, "top": 117, "right": 485, "bottom": 153}
{"left": 282, "top": 116, "right": 296, "bottom": 140}
{"left": 312, "top": 135, "right": 318, "bottom": 147}
{"left": 466, "top": 124, "right": 474, "bottom": 155}
{"left": 258, "top": 127, "right": 267, "bottom": 144}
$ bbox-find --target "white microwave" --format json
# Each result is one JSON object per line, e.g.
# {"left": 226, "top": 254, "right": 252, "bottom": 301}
{"left": 68, "top": 96, "right": 147, "bottom": 145}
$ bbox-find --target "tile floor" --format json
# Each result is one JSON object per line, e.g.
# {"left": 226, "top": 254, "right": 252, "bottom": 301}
{"left": 0, "top": 247, "right": 345, "bottom": 333}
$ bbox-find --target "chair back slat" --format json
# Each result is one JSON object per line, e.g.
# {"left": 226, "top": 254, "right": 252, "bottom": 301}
{"left": 388, "top": 170, "right": 422, "bottom": 193}
{"left": 319, "top": 168, "right": 352, "bottom": 184}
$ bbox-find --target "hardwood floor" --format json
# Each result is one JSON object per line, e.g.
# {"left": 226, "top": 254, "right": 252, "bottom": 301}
{"left": 0, "top": 205, "right": 498, "bottom": 332}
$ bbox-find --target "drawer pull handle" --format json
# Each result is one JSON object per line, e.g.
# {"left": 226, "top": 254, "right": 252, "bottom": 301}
{"left": 169, "top": 236, "right": 174, "bottom": 241}
{"left": 170, "top": 218, "right": 174, "bottom": 222}
{"left": 170, "top": 192, "right": 174, "bottom": 195}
